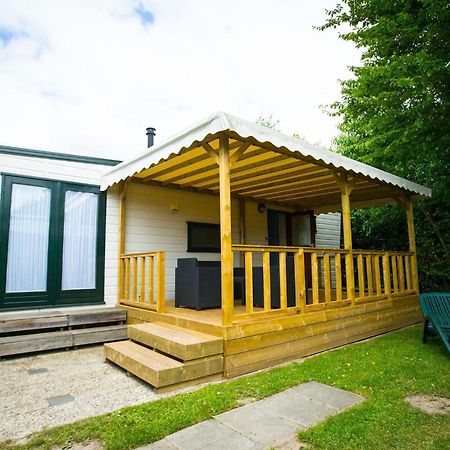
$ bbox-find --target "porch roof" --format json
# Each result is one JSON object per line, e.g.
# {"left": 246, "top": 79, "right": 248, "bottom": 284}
{"left": 101, "top": 111, "right": 431, "bottom": 212}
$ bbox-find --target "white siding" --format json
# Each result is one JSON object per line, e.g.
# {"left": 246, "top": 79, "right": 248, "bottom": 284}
{"left": 104, "top": 186, "right": 343, "bottom": 305}
{"left": 104, "top": 184, "right": 240, "bottom": 304}
{"left": 315, "top": 213, "right": 341, "bottom": 248}
{"left": 0, "top": 153, "right": 111, "bottom": 185}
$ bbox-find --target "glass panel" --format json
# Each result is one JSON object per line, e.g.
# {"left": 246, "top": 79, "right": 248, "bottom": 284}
{"left": 6, "top": 184, "right": 51, "bottom": 293}
{"left": 291, "top": 215, "right": 312, "bottom": 246}
{"left": 61, "top": 191, "right": 98, "bottom": 290}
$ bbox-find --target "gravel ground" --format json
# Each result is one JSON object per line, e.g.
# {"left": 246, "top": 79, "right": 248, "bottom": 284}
{"left": 0, "top": 345, "right": 159, "bottom": 441}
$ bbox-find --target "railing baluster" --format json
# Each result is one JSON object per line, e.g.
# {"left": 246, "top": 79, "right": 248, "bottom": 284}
{"left": 398, "top": 255, "right": 405, "bottom": 292}
{"left": 357, "top": 254, "right": 365, "bottom": 298}
{"left": 405, "top": 255, "right": 412, "bottom": 291}
{"left": 132, "top": 256, "right": 138, "bottom": 302}
{"left": 279, "top": 252, "right": 287, "bottom": 310}
{"left": 245, "top": 251, "right": 253, "bottom": 314}
{"left": 335, "top": 252, "right": 342, "bottom": 301}
{"left": 374, "top": 255, "right": 382, "bottom": 296}
{"left": 323, "top": 252, "right": 331, "bottom": 303}
{"left": 124, "top": 257, "right": 130, "bottom": 301}
{"left": 383, "top": 253, "right": 391, "bottom": 297}
{"left": 140, "top": 256, "right": 145, "bottom": 303}
{"left": 391, "top": 255, "right": 398, "bottom": 293}
{"left": 366, "top": 255, "right": 373, "bottom": 297}
{"left": 295, "top": 249, "right": 306, "bottom": 312}
{"left": 156, "top": 251, "right": 165, "bottom": 313}
{"left": 263, "top": 251, "right": 271, "bottom": 311}
{"left": 311, "top": 252, "right": 319, "bottom": 304}
{"left": 148, "top": 255, "right": 154, "bottom": 305}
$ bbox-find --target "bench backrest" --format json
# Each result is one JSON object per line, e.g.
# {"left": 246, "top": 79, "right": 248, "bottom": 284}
{"left": 419, "top": 293, "right": 450, "bottom": 327}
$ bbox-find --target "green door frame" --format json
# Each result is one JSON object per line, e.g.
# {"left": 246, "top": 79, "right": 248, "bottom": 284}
{"left": 0, "top": 174, "right": 106, "bottom": 311}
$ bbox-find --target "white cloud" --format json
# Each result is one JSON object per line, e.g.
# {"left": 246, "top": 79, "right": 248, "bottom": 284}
{"left": 0, "top": 0, "right": 360, "bottom": 160}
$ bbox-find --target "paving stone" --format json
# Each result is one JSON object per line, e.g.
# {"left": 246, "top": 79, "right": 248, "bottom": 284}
{"left": 257, "top": 395, "right": 339, "bottom": 428}
{"left": 295, "top": 381, "right": 364, "bottom": 410}
{"left": 47, "top": 394, "right": 75, "bottom": 406}
{"left": 215, "top": 403, "right": 305, "bottom": 446}
{"left": 27, "top": 368, "right": 49, "bottom": 375}
{"left": 141, "top": 382, "right": 365, "bottom": 450}
{"left": 165, "top": 419, "right": 256, "bottom": 450}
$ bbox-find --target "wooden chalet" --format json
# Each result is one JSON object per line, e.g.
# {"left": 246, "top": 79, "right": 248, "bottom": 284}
{"left": 101, "top": 112, "right": 431, "bottom": 392}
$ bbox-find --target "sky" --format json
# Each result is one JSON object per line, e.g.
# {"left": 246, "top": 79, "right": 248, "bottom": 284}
{"left": 0, "top": 0, "right": 360, "bottom": 161}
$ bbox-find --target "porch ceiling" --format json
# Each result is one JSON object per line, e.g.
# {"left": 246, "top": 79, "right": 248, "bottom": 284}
{"left": 101, "top": 112, "right": 431, "bottom": 212}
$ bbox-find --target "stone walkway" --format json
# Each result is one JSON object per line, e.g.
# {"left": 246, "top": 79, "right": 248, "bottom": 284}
{"left": 141, "top": 382, "right": 364, "bottom": 450}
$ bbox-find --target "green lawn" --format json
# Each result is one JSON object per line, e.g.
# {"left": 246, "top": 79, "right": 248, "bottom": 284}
{"left": 2, "top": 325, "right": 449, "bottom": 450}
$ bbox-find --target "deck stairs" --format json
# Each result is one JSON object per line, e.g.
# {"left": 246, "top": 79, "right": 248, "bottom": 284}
{"left": 104, "top": 322, "right": 224, "bottom": 392}
{"left": 0, "top": 307, "right": 127, "bottom": 357}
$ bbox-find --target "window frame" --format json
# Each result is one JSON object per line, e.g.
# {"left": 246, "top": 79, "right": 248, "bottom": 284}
{"left": 0, "top": 174, "right": 106, "bottom": 311}
{"left": 187, "top": 221, "right": 221, "bottom": 253}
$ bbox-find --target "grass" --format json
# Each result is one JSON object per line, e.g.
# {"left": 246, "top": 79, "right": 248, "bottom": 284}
{"left": 1, "top": 325, "right": 449, "bottom": 450}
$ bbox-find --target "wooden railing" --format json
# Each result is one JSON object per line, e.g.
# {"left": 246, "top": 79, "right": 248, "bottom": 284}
{"left": 119, "top": 251, "right": 165, "bottom": 312}
{"left": 231, "top": 245, "right": 416, "bottom": 323}
{"left": 352, "top": 250, "right": 415, "bottom": 302}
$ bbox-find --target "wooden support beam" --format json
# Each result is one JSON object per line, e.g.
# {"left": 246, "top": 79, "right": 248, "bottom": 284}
{"left": 218, "top": 135, "right": 234, "bottom": 326}
{"left": 118, "top": 181, "right": 128, "bottom": 304}
{"left": 334, "top": 172, "right": 355, "bottom": 304}
{"left": 399, "top": 197, "right": 419, "bottom": 293}
{"left": 230, "top": 142, "right": 251, "bottom": 167}
{"left": 202, "top": 142, "right": 220, "bottom": 165}
{"left": 239, "top": 198, "right": 246, "bottom": 266}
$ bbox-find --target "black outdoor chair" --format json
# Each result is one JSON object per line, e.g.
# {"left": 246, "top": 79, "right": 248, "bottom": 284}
{"left": 175, "top": 258, "right": 245, "bottom": 310}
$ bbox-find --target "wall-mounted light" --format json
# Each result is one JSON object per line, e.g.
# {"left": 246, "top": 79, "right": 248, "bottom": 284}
{"left": 170, "top": 203, "right": 179, "bottom": 213}
{"left": 257, "top": 203, "right": 266, "bottom": 214}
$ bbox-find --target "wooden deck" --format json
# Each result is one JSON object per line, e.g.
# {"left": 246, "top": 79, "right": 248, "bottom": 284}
{"left": 0, "top": 307, "right": 127, "bottom": 357}
{"left": 120, "top": 292, "right": 422, "bottom": 379}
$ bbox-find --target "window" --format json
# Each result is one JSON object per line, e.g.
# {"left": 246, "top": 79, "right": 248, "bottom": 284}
{"left": 0, "top": 175, "right": 106, "bottom": 310}
{"left": 187, "top": 222, "right": 220, "bottom": 253}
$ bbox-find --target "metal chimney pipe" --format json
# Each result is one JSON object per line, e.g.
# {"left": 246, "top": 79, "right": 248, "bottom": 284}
{"left": 146, "top": 127, "right": 156, "bottom": 148}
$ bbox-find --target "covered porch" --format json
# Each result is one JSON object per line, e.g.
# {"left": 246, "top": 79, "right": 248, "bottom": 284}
{"left": 102, "top": 112, "right": 430, "bottom": 380}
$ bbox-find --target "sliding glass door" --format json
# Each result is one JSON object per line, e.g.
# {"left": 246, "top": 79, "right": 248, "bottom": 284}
{"left": 0, "top": 175, "right": 105, "bottom": 310}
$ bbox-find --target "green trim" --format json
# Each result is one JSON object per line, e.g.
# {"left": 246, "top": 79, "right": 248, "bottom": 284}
{"left": 0, "top": 144, "right": 121, "bottom": 166}
{"left": 0, "top": 175, "right": 106, "bottom": 310}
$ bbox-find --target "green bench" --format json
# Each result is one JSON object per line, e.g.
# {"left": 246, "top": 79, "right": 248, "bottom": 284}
{"left": 419, "top": 292, "right": 450, "bottom": 356}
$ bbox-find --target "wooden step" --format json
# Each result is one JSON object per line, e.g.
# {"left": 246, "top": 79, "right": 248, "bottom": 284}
{"left": 0, "top": 307, "right": 126, "bottom": 334}
{"left": 0, "top": 324, "right": 127, "bottom": 357}
{"left": 128, "top": 322, "right": 223, "bottom": 361}
{"left": 104, "top": 340, "right": 223, "bottom": 389}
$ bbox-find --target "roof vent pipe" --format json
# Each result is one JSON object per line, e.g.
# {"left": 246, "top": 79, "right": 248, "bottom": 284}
{"left": 146, "top": 127, "right": 156, "bottom": 148}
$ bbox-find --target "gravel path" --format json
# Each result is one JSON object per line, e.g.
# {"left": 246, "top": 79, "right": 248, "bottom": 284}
{"left": 0, "top": 345, "right": 158, "bottom": 440}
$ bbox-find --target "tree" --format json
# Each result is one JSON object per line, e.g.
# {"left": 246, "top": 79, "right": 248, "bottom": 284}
{"left": 255, "top": 114, "right": 280, "bottom": 131}
{"left": 320, "top": 0, "right": 450, "bottom": 290}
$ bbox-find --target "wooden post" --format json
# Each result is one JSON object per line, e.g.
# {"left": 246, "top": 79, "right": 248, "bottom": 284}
{"left": 218, "top": 135, "right": 234, "bottom": 326}
{"left": 239, "top": 198, "right": 246, "bottom": 267}
{"left": 405, "top": 200, "right": 419, "bottom": 293}
{"left": 334, "top": 172, "right": 355, "bottom": 304}
{"left": 117, "top": 181, "right": 128, "bottom": 305}
{"left": 396, "top": 197, "right": 419, "bottom": 293}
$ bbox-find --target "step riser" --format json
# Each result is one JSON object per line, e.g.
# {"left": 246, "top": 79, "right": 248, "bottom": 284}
{"left": 105, "top": 341, "right": 224, "bottom": 388}
{"left": 128, "top": 326, "right": 223, "bottom": 361}
{"left": 0, "top": 325, "right": 128, "bottom": 357}
{"left": 0, "top": 308, "right": 126, "bottom": 335}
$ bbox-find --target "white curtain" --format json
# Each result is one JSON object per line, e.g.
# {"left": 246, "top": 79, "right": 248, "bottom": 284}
{"left": 61, "top": 191, "right": 98, "bottom": 290}
{"left": 6, "top": 184, "right": 51, "bottom": 293}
